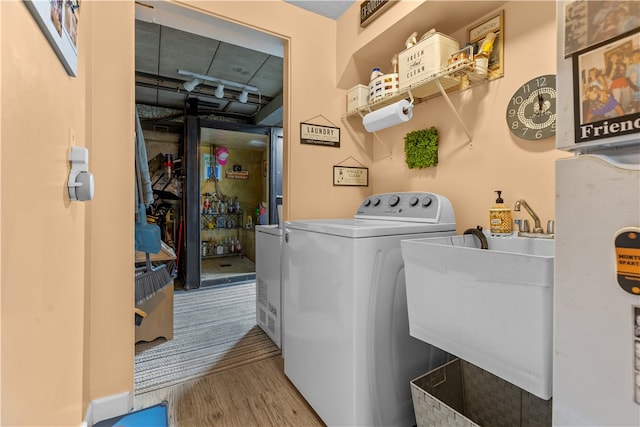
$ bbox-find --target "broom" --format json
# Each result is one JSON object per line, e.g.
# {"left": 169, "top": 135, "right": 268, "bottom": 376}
{"left": 134, "top": 133, "right": 172, "bottom": 306}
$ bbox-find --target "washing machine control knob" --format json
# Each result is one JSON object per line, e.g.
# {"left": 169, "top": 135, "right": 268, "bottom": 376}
{"left": 363, "top": 199, "right": 371, "bottom": 207}
{"left": 409, "top": 196, "right": 419, "bottom": 207}
{"left": 373, "top": 198, "right": 381, "bottom": 206}
{"left": 389, "top": 195, "right": 400, "bottom": 207}
{"left": 421, "top": 196, "right": 433, "bottom": 207}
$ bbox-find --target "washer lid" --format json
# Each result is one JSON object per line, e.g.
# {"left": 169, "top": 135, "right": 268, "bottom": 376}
{"left": 255, "top": 224, "right": 283, "bottom": 236}
{"left": 285, "top": 218, "right": 455, "bottom": 238}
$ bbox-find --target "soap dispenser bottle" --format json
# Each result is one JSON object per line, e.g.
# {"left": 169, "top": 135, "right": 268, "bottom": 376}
{"left": 489, "top": 190, "right": 513, "bottom": 234}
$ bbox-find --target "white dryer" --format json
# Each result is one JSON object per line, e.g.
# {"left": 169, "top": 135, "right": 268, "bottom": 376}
{"left": 282, "top": 192, "right": 456, "bottom": 427}
{"left": 255, "top": 224, "right": 283, "bottom": 348}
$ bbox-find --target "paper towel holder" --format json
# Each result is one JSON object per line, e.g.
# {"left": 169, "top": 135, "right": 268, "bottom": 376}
{"left": 360, "top": 89, "right": 415, "bottom": 132}
{"left": 362, "top": 87, "right": 414, "bottom": 116}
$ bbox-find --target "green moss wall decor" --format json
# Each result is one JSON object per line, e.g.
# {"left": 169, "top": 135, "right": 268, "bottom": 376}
{"left": 404, "top": 127, "right": 438, "bottom": 169}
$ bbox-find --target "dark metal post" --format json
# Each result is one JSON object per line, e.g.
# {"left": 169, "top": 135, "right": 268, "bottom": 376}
{"left": 183, "top": 101, "right": 201, "bottom": 289}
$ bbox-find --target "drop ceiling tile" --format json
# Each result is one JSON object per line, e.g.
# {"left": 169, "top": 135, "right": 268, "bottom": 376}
{"left": 208, "top": 42, "right": 269, "bottom": 85}
{"left": 158, "top": 26, "right": 220, "bottom": 79}
{"left": 249, "top": 55, "right": 283, "bottom": 97}
{"left": 135, "top": 21, "right": 160, "bottom": 74}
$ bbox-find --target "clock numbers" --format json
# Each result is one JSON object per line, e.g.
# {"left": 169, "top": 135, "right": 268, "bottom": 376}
{"left": 535, "top": 76, "right": 548, "bottom": 88}
{"left": 511, "top": 96, "right": 524, "bottom": 107}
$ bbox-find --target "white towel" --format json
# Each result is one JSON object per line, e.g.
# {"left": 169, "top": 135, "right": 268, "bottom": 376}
{"left": 135, "top": 111, "right": 154, "bottom": 207}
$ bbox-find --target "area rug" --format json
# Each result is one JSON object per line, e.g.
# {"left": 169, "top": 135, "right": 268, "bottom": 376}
{"left": 134, "top": 281, "right": 280, "bottom": 394}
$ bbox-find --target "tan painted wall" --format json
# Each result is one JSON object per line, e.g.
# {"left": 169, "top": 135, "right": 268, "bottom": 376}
{"left": 1, "top": 1, "right": 134, "bottom": 425}
{"left": 85, "top": 0, "right": 135, "bottom": 412}
{"left": 2, "top": 1, "right": 86, "bottom": 424}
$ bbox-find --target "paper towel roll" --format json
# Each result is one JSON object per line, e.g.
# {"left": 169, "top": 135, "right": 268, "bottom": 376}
{"left": 362, "top": 99, "right": 413, "bottom": 132}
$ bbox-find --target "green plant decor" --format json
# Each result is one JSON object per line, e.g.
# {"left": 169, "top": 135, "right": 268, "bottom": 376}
{"left": 404, "top": 127, "right": 438, "bottom": 169}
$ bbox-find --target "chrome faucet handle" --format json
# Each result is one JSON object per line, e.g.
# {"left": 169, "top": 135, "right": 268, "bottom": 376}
{"left": 514, "top": 219, "right": 523, "bottom": 231}
{"left": 547, "top": 220, "right": 555, "bottom": 234}
{"left": 514, "top": 219, "right": 530, "bottom": 232}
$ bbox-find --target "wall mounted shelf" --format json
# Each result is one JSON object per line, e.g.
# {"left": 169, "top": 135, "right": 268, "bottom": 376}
{"left": 346, "top": 57, "right": 486, "bottom": 144}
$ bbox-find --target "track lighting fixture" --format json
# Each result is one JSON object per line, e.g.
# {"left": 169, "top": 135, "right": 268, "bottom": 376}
{"left": 183, "top": 78, "right": 202, "bottom": 92}
{"left": 177, "top": 69, "right": 259, "bottom": 102}
{"left": 214, "top": 84, "right": 225, "bottom": 99}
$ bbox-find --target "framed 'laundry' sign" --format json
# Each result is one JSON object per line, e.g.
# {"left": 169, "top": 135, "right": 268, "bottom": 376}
{"left": 300, "top": 123, "right": 340, "bottom": 148}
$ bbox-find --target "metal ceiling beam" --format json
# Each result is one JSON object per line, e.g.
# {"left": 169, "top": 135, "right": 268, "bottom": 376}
{"left": 253, "top": 92, "right": 283, "bottom": 127}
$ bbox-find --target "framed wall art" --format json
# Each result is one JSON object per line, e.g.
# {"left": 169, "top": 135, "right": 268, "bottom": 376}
{"left": 333, "top": 166, "right": 368, "bottom": 187}
{"left": 573, "top": 31, "right": 640, "bottom": 144}
{"left": 24, "top": 0, "right": 80, "bottom": 77}
{"left": 468, "top": 10, "right": 504, "bottom": 80}
{"left": 564, "top": 0, "right": 639, "bottom": 58}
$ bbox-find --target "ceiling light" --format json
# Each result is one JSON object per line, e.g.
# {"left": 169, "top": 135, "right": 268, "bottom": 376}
{"left": 183, "top": 78, "right": 202, "bottom": 92}
{"left": 177, "top": 70, "right": 260, "bottom": 101}
{"left": 247, "top": 140, "right": 266, "bottom": 148}
{"left": 214, "top": 84, "right": 225, "bottom": 99}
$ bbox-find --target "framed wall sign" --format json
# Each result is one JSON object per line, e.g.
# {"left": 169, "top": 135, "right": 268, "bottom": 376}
{"left": 333, "top": 166, "right": 368, "bottom": 187}
{"left": 360, "top": 0, "right": 396, "bottom": 27}
{"left": 573, "top": 31, "right": 640, "bottom": 144}
{"left": 468, "top": 10, "right": 504, "bottom": 80}
{"left": 24, "top": 0, "right": 80, "bottom": 77}
{"left": 563, "top": 0, "right": 639, "bottom": 58}
{"left": 300, "top": 123, "right": 340, "bottom": 148}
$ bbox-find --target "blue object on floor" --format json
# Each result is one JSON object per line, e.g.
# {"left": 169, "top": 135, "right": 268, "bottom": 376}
{"left": 94, "top": 402, "right": 168, "bottom": 427}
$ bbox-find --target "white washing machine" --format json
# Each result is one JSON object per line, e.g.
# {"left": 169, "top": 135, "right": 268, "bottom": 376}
{"left": 255, "top": 224, "right": 283, "bottom": 348}
{"left": 282, "top": 192, "right": 456, "bottom": 427}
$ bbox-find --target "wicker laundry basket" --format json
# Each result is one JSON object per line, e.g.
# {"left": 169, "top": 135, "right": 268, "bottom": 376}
{"left": 410, "top": 358, "right": 552, "bottom": 427}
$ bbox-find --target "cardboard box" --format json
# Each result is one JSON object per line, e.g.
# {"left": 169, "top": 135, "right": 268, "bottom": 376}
{"left": 346, "top": 84, "right": 369, "bottom": 113}
{"left": 398, "top": 32, "right": 459, "bottom": 90}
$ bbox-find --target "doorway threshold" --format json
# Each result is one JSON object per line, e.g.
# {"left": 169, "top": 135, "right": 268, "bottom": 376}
{"left": 201, "top": 274, "right": 257, "bottom": 289}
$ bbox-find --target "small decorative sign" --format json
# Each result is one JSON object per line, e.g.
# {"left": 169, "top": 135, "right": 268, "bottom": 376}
{"left": 468, "top": 10, "right": 504, "bottom": 80}
{"left": 333, "top": 166, "right": 369, "bottom": 187}
{"left": 615, "top": 227, "right": 640, "bottom": 295}
{"left": 360, "top": 0, "right": 395, "bottom": 27}
{"left": 300, "top": 123, "right": 340, "bottom": 148}
{"left": 225, "top": 170, "right": 249, "bottom": 180}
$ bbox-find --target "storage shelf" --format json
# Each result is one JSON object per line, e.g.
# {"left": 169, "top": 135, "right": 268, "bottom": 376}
{"left": 201, "top": 209, "right": 243, "bottom": 259}
{"left": 201, "top": 210, "right": 243, "bottom": 230}
{"left": 347, "top": 58, "right": 483, "bottom": 116}
{"left": 345, "top": 57, "right": 486, "bottom": 144}
{"left": 202, "top": 252, "right": 243, "bottom": 259}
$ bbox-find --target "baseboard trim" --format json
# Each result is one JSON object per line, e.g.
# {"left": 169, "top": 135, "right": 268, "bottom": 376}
{"left": 83, "top": 391, "right": 131, "bottom": 426}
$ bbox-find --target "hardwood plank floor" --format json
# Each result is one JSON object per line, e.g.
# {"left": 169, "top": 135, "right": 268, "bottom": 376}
{"left": 134, "top": 356, "right": 325, "bottom": 427}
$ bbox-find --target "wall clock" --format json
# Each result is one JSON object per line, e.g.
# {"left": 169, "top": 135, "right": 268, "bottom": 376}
{"left": 506, "top": 74, "right": 557, "bottom": 140}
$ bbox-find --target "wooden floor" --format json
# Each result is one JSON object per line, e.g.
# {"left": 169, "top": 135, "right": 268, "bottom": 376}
{"left": 134, "top": 355, "right": 325, "bottom": 427}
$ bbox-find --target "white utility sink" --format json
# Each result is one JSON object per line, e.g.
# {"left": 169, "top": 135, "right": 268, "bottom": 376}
{"left": 401, "top": 233, "right": 554, "bottom": 400}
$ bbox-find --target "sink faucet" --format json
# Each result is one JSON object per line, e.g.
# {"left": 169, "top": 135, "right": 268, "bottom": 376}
{"left": 514, "top": 199, "right": 543, "bottom": 233}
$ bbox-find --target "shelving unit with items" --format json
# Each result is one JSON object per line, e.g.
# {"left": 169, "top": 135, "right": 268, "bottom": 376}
{"left": 200, "top": 208, "right": 244, "bottom": 259}
{"left": 343, "top": 8, "right": 504, "bottom": 144}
